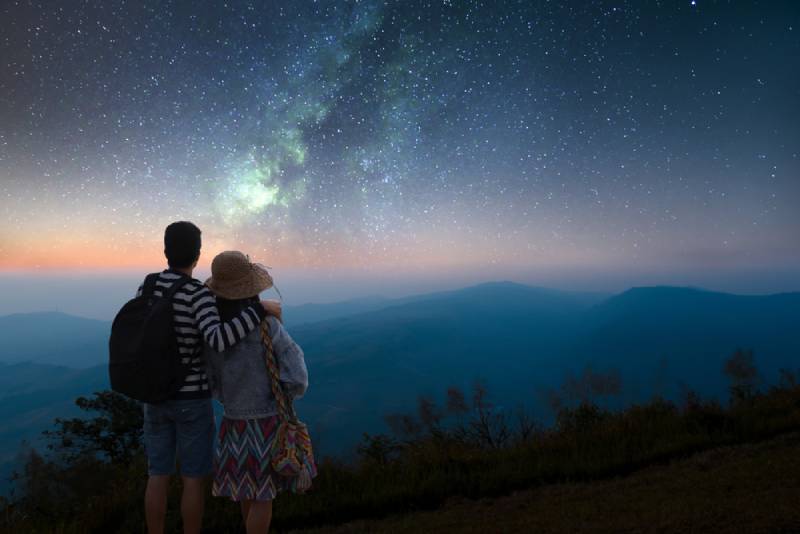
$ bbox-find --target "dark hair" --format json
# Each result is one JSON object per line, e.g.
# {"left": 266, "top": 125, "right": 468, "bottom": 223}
{"left": 217, "top": 295, "right": 260, "bottom": 322}
{"left": 164, "top": 221, "right": 201, "bottom": 269}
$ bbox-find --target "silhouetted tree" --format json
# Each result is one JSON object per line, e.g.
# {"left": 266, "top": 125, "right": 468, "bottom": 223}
{"left": 357, "top": 433, "right": 401, "bottom": 466}
{"left": 544, "top": 366, "right": 623, "bottom": 416}
{"left": 556, "top": 401, "right": 607, "bottom": 433}
{"left": 446, "top": 386, "right": 469, "bottom": 415}
{"left": 680, "top": 384, "right": 727, "bottom": 433}
{"left": 458, "top": 381, "right": 511, "bottom": 449}
{"left": 778, "top": 368, "right": 798, "bottom": 390}
{"left": 43, "top": 390, "right": 143, "bottom": 465}
{"left": 513, "top": 404, "right": 538, "bottom": 443}
{"left": 417, "top": 395, "right": 444, "bottom": 436}
{"left": 384, "top": 413, "right": 422, "bottom": 439}
{"left": 723, "top": 349, "right": 758, "bottom": 404}
{"left": 563, "top": 366, "right": 622, "bottom": 405}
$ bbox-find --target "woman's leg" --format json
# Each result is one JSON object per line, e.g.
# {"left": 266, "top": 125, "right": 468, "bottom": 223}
{"left": 245, "top": 500, "right": 273, "bottom": 534}
{"left": 240, "top": 499, "right": 252, "bottom": 525}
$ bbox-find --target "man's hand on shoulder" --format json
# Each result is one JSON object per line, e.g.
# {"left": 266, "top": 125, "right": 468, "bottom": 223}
{"left": 261, "top": 299, "right": 282, "bottom": 323}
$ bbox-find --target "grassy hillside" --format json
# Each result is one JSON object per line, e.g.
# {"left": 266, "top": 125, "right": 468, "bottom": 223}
{"left": 4, "top": 373, "right": 800, "bottom": 533}
{"left": 294, "top": 432, "right": 800, "bottom": 533}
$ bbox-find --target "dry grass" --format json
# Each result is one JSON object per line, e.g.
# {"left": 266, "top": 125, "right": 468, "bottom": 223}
{"left": 292, "top": 432, "right": 800, "bottom": 533}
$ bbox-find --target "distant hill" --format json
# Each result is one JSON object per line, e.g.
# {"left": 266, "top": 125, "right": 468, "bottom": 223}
{"left": 0, "top": 282, "right": 798, "bottom": 461}
{"left": 288, "top": 284, "right": 800, "bottom": 451}
{"left": 286, "top": 283, "right": 629, "bottom": 450}
{"left": 283, "top": 296, "right": 393, "bottom": 327}
{"left": 0, "top": 298, "right": 407, "bottom": 367}
{"left": 568, "top": 286, "right": 800, "bottom": 400}
{"left": 0, "top": 312, "right": 111, "bottom": 368}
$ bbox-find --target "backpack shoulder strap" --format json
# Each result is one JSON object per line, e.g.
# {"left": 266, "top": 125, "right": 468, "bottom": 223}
{"left": 161, "top": 275, "right": 193, "bottom": 301}
{"left": 142, "top": 273, "right": 192, "bottom": 300}
{"left": 142, "top": 273, "right": 160, "bottom": 297}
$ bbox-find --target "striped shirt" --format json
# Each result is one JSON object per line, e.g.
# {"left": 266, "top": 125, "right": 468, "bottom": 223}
{"left": 136, "top": 269, "right": 266, "bottom": 399}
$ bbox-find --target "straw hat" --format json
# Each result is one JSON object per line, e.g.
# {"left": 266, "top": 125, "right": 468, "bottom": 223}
{"left": 205, "top": 251, "right": 273, "bottom": 300}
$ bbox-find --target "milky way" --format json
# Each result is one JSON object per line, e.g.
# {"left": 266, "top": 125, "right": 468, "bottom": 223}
{"left": 1, "top": 1, "right": 798, "bottom": 275}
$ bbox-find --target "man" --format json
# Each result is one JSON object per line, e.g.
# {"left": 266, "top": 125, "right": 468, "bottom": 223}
{"left": 139, "top": 221, "right": 279, "bottom": 534}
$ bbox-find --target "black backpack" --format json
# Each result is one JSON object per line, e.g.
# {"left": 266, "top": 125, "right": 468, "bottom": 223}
{"left": 109, "top": 273, "right": 192, "bottom": 403}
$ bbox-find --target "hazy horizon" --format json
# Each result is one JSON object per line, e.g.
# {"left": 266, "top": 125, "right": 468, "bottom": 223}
{"left": 2, "top": 265, "right": 798, "bottom": 321}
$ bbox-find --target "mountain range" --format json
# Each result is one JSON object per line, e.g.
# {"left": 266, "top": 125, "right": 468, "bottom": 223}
{"left": 1, "top": 282, "right": 798, "bottom": 492}
{"left": 290, "top": 283, "right": 800, "bottom": 449}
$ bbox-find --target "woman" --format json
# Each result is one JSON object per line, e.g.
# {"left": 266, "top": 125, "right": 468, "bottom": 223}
{"left": 204, "top": 250, "right": 312, "bottom": 533}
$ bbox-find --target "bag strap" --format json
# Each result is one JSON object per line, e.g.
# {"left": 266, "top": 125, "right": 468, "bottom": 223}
{"left": 142, "top": 273, "right": 160, "bottom": 297}
{"left": 143, "top": 272, "right": 192, "bottom": 300}
{"left": 162, "top": 275, "right": 192, "bottom": 300}
{"left": 260, "top": 319, "right": 297, "bottom": 422}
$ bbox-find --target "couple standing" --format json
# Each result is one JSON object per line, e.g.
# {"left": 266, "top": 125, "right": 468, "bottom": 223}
{"left": 134, "top": 221, "right": 313, "bottom": 533}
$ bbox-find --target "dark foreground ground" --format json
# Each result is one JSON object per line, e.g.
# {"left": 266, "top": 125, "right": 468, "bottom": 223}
{"left": 290, "top": 432, "right": 800, "bottom": 534}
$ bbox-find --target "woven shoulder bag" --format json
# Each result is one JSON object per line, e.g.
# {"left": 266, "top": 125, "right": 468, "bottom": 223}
{"left": 260, "top": 320, "right": 316, "bottom": 493}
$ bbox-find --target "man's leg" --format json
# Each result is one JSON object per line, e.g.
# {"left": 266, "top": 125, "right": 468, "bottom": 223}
{"left": 143, "top": 402, "right": 177, "bottom": 534}
{"left": 181, "top": 476, "right": 206, "bottom": 534}
{"left": 175, "top": 398, "right": 216, "bottom": 534}
{"left": 145, "top": 475, "right": 170, "bottom": 534}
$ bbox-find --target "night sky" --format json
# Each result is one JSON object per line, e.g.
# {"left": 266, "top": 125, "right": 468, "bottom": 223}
{"left": 1, "top": 1, "right": 798, "bottom": 290}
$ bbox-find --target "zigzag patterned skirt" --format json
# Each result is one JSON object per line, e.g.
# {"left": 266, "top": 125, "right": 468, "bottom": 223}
{"left": 212, "top": 416, "right": 293, "bottom": 502}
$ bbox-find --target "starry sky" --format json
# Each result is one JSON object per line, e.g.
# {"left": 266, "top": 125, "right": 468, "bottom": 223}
{"left": 1, "top": 1, "right": 799, "bottom": 299}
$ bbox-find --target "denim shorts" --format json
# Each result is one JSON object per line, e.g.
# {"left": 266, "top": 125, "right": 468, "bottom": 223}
{"left": 143, "top": 397, "right": 215, "bottom": 478}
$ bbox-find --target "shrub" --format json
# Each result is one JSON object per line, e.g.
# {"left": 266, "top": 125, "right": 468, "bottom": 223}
{"left": 6, "top": 354, "right": 800, "bottom": 532}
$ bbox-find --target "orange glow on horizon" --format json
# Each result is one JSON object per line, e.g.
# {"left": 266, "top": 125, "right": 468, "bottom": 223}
{"left": 0, "top": 232, "right": 506, "bottom": 272}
